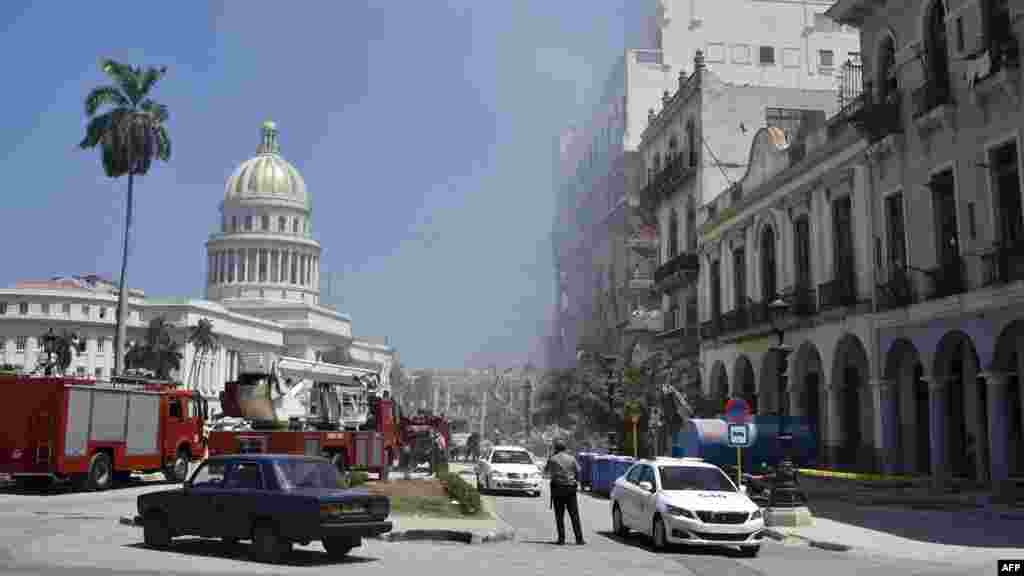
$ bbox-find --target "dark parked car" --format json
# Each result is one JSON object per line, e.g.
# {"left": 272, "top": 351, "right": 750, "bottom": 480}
{"left": 136, "top": 454, "right": 392, "bottom": 563}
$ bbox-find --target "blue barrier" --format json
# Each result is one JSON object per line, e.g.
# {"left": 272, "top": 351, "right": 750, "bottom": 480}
{"left": 593, "top": 455, "right": 613, "bottom": 494}
{"left": 576, "top": 452, "right": 596, "bottom": 489}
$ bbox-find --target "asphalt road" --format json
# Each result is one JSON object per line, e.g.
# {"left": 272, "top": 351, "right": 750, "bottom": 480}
{"left": 485, "top": 483, "right": 994, "bottom": 576}
{"left": 0, "top": 478, "right": 998, "bottom": 576}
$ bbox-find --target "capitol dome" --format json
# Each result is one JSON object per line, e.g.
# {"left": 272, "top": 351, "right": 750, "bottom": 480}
{"left": 224, "top": 121, "right": 309, "bottom": 209}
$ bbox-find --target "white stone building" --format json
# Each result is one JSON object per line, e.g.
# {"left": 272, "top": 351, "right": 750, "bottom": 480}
{"left": 548, "top": 0, "right": 860, "bottom": 374}
{"left": 0, "top": 122, "right": 395, "bottom": 422}
{"left": 696, "top": 0, "right": 1023, "bottom": 488}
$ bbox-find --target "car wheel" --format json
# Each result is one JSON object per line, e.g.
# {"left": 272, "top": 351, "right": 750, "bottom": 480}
{"left": 738, "top": 545, "right": 760, "bottom": 557}
{"left": 87, "top": 452, "right": 112, "bottom": 491}
{"left": 143, "top": 511, "right": 171, "bottom": 549}
{"left": 651, "top": 515, "right": 668, "bottom": 551}
{"left": 323, "top": 536, "right": 357, "bottom": 559}
{"left": 612, "top": 503, "right": 628, "bottom": 537}
{"left": 251, "top": 522, "right": 290, "bottom": 564}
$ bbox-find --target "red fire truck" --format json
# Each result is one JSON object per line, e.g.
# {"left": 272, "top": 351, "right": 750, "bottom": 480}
{"left": 0, "top": 374, "right": 208, "bottom": 491}
{"left": 207, "top": 367, "right": 404, "bottom": 479}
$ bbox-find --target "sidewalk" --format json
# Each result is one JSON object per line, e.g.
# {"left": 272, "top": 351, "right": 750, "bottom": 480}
{"left": 761, "top": 476, "right": 1024, "bottom": 567}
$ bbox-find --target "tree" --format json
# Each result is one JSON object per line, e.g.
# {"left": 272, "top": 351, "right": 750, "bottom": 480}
{"left": 37, "top": 329, "right": 85, "bottom": 376}
{"left": 79, "top": 58, "right": 172, "bottom": 377}
{"left": 125, "top": 316, "right": 182, "bottom": 380}
{"left": 186, "top": 318, "right": 218, "bottom": 390}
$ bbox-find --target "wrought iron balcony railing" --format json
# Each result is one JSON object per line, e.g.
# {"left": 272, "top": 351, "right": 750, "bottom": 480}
{"left": 818, "top": 277, "right": 858, "bottom": 310}
{"left": 875, "top": 267, "right": 918, "bottom": 312}
{"left": 849, "top": 91, "right": 903, "bottom": 142}
{"left": 982, "top": 240, "right": 1024, "bottom": 285}
{"left": 654, "top": 251, "right": 699, "bottom": 285}
{"left": 925, "top": 256, "right": 966, "bottom": 300}
{"left": 912, "top": 80, "right": 953, "bottom": 118}
{"left": 791, "top": 286, "right": 818, "bottom": 317}
{"left": 700, "top": 318, "right": 720, "bottom": 340}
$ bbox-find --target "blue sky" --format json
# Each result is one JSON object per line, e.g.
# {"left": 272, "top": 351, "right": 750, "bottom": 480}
{"left": 0, "top": 1, "right": 647, "bottom": 370}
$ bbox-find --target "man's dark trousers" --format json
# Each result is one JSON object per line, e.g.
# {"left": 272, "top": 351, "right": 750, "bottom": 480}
{"left": 551, "top": 483, "right": 583, "bottom": 544}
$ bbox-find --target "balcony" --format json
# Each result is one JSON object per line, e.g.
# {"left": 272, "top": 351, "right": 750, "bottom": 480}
{"left": 925, "top": 257, "right": 966, "bottom": 301}
{"left": 654, "top": 251, "right": 700, "bottom": 286}
{"left": 849, "top": 91, "right": 903, "bottom": 143}
{"left": 721, "top": 306, "right": 751, "bottom": 333}
{"left": 875, "top": 267, "right": 918, "bottom": 312}
{"left": 791, "top": 286, "right": 818, "bottom": 317}
{"left": 700, "top": 318, "right": 721, "bottom": 340}
{"left": 643, "top": 153, "right": 698, "bottom": 202}
{"left": 818, "top": 278, "right": 858, "bottom": 311}
{"left": 912, "top": 81, "right": 953, "bottom": 119}
{"left": 982, "top": 241, "right": 1024, "bottom": 285}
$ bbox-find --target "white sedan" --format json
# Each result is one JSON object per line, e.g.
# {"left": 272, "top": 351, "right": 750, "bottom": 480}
{"left": 475, "top": 445, "right": 543, "bottom": 497}
{"left": 610, "top": 457, "right": 765, "bottom": 556}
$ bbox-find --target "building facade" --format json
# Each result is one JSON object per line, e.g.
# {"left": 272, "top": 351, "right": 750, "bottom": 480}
{"left": 697, "top": 0, "right": 1023, "bottom": 488}
{"left": 0, "top": 122, "right": 395, "bottom": 421}
{"left": 548, "top": 0, "right": 860, "bottom": 380}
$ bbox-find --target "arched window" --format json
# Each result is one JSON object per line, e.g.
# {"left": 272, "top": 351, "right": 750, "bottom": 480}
{"left": 244, "top": 215, "right": 253, "bottom": 231}
{"left": 261, "top": 214, "right": 270, "bottom": 231}
{"left": 793, "top": 215, "right": 812, "bottom": 313}
{"left": 760, "top": 225, "right": 777, "bottom": 303}
{"left": 877, "top": 35, "right": 897, "bottom": 101}
{"left": 686, "top": 120, "right": 697, "bottom": 167}
{"left": 984, "top": 0, "right": 1013, "bottom": 68}
{"left": 278, "top": 216, "right": 287, "bottom": 232}
{"left": 293, "top": 219, "right": 300, "bottom": 234}
{"left": 668, "top": 209, "right": 679, "bottom": 259}
{"left": 924, "top": 0, "right": 951, "bottom": 106}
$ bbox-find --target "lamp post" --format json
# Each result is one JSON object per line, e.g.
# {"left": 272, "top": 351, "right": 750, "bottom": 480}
{"left": 765, "top": 296, "right": 807, "bottom": 508}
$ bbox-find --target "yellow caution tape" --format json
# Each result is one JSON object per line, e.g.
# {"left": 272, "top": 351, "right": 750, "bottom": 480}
{"left": 797, "top": 468, "right": 918, "bottom": 482}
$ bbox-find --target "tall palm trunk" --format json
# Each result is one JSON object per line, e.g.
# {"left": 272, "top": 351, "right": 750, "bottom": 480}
{"left": 113, "top": 173, "right": 134, "bottom": 377}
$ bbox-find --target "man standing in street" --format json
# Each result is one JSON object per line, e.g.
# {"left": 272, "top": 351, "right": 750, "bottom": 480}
{"left": 544, "top": 440, "right": 584, "bottom": 545}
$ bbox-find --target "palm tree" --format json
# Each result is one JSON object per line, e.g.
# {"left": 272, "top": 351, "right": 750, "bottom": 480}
{"left": 125, "top": 316, "right": 182, "bottom": 381}
{"left": 79, "top": 58, "right": 172, "bottom": 377}
{"left": 37, "top": 328, "right": 86, "bottom": 376}
{"left": 186, "top": 318, "right": 218, "bottom": 390}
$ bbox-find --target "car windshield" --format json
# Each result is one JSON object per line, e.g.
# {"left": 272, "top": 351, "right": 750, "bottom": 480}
{"left": 275, "top": 460, "right": 344, "bottom": 490}
{"left": 491, "top": 451, "right": 533, "bottom": 464}
{"left": 659, "top": 466, "right": 737, "bottom": 492}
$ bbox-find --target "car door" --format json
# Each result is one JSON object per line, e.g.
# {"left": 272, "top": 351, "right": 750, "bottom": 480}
{"left": 634, "top": 465, "right": 659, "bottom": 534}
{"left": 177, "top": 460, "right": 226, "bottom": 536}
{"left": 216, "top": 460, "right": 268, "bottom": 539}
{"left": 618, "top": 464, "right": 645, "bottom": 527}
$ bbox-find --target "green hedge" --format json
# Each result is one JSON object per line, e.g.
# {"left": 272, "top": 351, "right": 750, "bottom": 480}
{"left": 440, "top": 472, "right": 481, "bottom": 515}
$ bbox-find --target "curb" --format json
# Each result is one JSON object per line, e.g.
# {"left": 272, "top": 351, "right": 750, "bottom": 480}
{"left": 761, "top": 528, "right": 851, "bottom": 552}
{"left": 378, "top": 528, "right": 515, "bottom": 545}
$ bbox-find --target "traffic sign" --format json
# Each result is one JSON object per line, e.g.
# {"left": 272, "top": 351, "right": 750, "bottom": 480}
{"left": 725, "top": 397, "right": 751, "bottom": 423}
{"left": 727, "top": 423, "right": 750, "bottom": 447}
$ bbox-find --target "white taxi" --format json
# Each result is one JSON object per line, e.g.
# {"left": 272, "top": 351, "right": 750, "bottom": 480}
{"left": 609, "top": 457, "right": 765, "bottom": 556}
{"left": 475, "top": 445, "right": 543, "bottom": 497}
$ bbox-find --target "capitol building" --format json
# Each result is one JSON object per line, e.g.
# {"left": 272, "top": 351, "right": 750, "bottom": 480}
{"left": 0, "top": 121, "right": 394, "bottom": 417}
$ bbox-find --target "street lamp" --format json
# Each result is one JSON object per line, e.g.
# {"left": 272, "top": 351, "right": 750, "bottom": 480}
{"left": 577, "top": 348, "right": 622, "bottom": 452}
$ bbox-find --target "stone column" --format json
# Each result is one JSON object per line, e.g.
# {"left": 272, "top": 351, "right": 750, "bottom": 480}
{"left": 927, "top": 378, "right": 949, "bottom": 488}
{"left": 873, "top": 378, "right": 900, "bottom": 474}
{"left": 282, "top": 251, "right": 290, "bottom": 284}
{"left": 982, "top": 371, "right": 1011, "bottom": 491}
{"left": 824, "top": 384, "right": 840, "bottom": 467}
{"left": 233, "top": 249, "right": 240, "bottom": 283}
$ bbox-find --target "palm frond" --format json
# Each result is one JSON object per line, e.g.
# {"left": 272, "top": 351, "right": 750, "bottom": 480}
{"left": 79, "top": 110, "right": 120, "bottom": 150}
{"left": 99, "top": 58, "right": 142, "bottom": 104}
{"left": 154, "top": 124, "right": 171, "bottom": 161}
{"left": 84, "top": 85, "right": 130, "bottom": 117}
{"left": 139, "top": 66, "right": 168, "bottom": 97}
{"left": 139, "top": 98, "right": 169, "bottom": 124}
